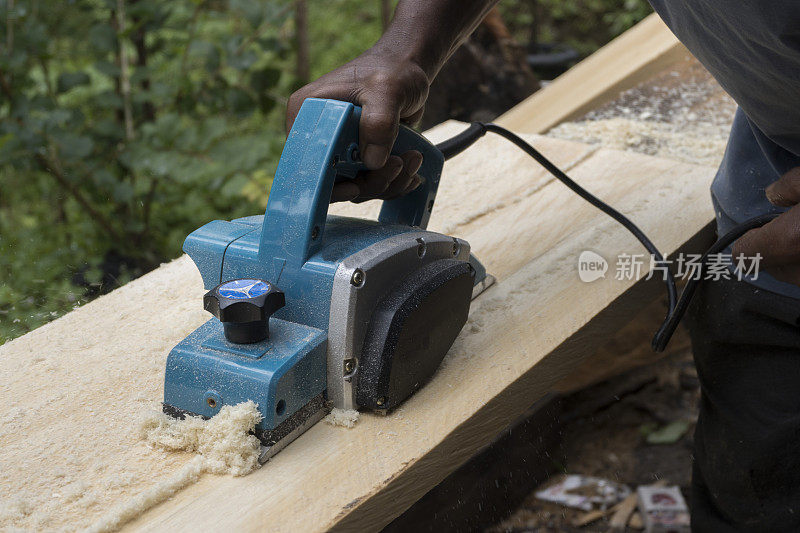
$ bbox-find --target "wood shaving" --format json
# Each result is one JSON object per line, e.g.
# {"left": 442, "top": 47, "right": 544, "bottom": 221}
{"left": 139, "top": 400, "right": 263, "bottom": 477}
{"left": 324, "top": 408, "right": 360, "bottom": 429}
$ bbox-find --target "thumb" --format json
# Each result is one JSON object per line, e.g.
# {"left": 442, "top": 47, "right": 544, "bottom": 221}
{"left": 358, "top": 94, "right": 400, "bottom": 170}
{"left": 766, "top": 167, "right": 800, "bottom": 207}
{"left": 286, "top": 86, "right": 401, "bottom": 171}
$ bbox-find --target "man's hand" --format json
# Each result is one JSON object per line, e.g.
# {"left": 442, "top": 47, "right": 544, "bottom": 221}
{"left": 285, "top": 0, "right": 498, "bottom": 203}
{"left": 733, "top": 167, "right": 800, "bottom": 286}
{"left": 286, "top": 49, "right": 429, "bottom": 203}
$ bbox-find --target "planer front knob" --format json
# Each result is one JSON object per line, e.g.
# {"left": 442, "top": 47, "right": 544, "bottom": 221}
{"left": 203, "top": 278, "right": 285, "bottom": 344}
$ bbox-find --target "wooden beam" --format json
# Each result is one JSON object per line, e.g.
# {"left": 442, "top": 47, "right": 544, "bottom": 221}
{"left": 135, "top": 128, "right": 716, "bottom": 532}
{"left": 495, "top": 13, "right": 688, "bottom": 134}
{"left": 383, "top": 394, "right": 564, "bottom": 532}
{"left": 0, "top": 121, "right": 716, "bottom": 531}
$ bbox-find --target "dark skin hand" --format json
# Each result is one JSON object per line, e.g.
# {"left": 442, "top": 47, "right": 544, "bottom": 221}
{"left": 734, "top": 167, "right": 800, "bottom": 286}
{"left": 286, "top": 0, "right": 498, "bottom": 202}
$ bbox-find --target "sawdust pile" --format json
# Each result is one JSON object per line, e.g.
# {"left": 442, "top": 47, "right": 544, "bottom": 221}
{"left": 139, "top": 400, "right": 263, "bottom": 476}
{"left": 84, "top": 401, "right": 263, "bottom": 533}
{"left": 550, "top": 117, "right": 729, "bottom": 167}
{"left": 549, "top": 59, "right": 737, "bottom": 167}
{"left": 324, "top": 408, "right": 360, "bottom": 428}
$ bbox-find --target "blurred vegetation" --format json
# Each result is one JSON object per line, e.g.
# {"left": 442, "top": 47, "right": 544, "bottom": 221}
{"left": 499, "top": 0, "right": 652, "bottom": 56}
{"left": 0, "top": 0, "right": 650, "bottom": 344}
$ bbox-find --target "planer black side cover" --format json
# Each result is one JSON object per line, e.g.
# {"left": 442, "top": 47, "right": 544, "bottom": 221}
{"left": 357, "top": 258, "right": 474, "bottom": 411}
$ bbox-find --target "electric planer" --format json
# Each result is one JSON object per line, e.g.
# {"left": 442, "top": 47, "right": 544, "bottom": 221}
{"left": 163, "top": 98, "right": 494, "bottom": 462}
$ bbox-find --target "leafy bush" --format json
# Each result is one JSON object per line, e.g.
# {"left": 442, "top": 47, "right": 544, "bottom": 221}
{"left": 500, "top": 0, "right": 652, "bottom": 55}
{"left": 0, "top": 0, "right": 293, "bottom": 342}
{"left": 0, "top": 0, "right": 653, "bottom": 344}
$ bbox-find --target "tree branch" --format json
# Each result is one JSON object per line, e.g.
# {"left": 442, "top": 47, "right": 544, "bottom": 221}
{"left": 130, "top": 0, "right": 154, "bottom": 122}
{"left": 179, "top": 1, "right": 205, "bottom": 77}
{"left": 6, "top": 0, "right": 14, "bottom": 52}
{"left": 35, "top": 151, "right": 123, "bottom": 243}
{"left": 2, "top": 0, "right": 14, "bottom": 109}
{"left": 116, "top": 0, "right": 135, "bottom": 141}
{"left": 294, "top": 0, "right": 309, "bottom": 83}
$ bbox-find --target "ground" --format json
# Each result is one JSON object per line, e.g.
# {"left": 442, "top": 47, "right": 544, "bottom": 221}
{"left": 488, "top": 349, "right": 697, "bottom": 532}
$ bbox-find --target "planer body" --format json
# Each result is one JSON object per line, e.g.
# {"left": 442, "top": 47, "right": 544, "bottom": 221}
{"left": 163, "top": 98, "right": 492, "bottom": 461}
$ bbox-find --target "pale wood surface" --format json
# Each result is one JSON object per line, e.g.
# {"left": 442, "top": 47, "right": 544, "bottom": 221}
{"left": 495, "top": 14, "right": 688, "bottom": 134}
{"left": 1, "top": 21, "right": 714, "bottom": 530}
{"left": 132, "top": 125, "right": 717, "bottom": 532}
{"left": 0, "top": 120, "right": 716, "bottom": 531}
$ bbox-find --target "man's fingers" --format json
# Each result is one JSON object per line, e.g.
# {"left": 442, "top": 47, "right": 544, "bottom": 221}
{"left": 402, "top": 175, "right": 424, "bottom": 196}
{"left": 331, "top": 181, "right": 360, "bottom": 203}
{"left": 766, "top": 167, "right": 800, "bottom": 207}
{"left": 381, "top": 151, "right": 423, "bottom": 199}
{"left": 351, "top": 155, "right": 403, "bottom": 202}
{"left": 732, "top": 204, "right": 800, "bottom": 268}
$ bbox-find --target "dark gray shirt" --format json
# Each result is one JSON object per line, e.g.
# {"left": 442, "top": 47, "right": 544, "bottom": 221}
{"left": 649, "top": 0, "right": 800, "bottom": 298}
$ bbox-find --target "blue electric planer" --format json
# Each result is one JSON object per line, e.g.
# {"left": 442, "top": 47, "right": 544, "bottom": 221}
{"left": 163, "top": 98, "right": 494, "bottom": 461}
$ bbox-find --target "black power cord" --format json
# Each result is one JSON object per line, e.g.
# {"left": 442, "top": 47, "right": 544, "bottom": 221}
{"left": 435, "top": 122, "right": 778, "bottom": 352}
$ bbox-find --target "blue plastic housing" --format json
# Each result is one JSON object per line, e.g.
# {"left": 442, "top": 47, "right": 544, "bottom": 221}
{"left": 165, "top": 98, "right": 446, "bottom": 432}
{"left": 165, "top": 318, "right": 326, "bottom": 426}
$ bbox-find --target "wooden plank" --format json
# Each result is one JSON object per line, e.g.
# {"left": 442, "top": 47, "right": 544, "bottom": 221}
{"left": 553, "top": 293, "right": 694, "bottom": 394}
{"left": 0, "top": 122, "right": 716, "bottom": 531}
{"left": 383, "top": 394, "right": 564, "bottom": 532}
{"left": 495, "top": 13, "right": 688, "bottom": 134}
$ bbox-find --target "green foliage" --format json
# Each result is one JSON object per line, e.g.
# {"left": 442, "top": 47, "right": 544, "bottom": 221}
{"left": 0, "top": 0, "right": 293, "bottom": 342}
{"left": 499, "top": 0, "right": 652, "bottom": 56}
{"left": 306, "top": 0, "right": 386, "bottom": 80}
{"left": 0, "top": 0, "right": 654, "bottom": 344}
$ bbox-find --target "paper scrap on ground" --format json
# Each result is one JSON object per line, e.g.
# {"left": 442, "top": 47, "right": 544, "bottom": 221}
{"left": 535, "top": 474, "right": 631, "bottom": 511}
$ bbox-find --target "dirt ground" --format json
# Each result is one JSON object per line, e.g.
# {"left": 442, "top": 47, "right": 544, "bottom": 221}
{"left": 487, "top": 348, "right": 698, "bottom": 532}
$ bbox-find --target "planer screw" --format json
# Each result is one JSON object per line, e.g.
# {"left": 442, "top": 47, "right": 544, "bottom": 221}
{"left": 376, "top": 396, "right": 387, "bottom": 407}
{"left": 351, "top": 268, "right": 365, "bottom": 287}
{"left": 343, "top": 359, "right": 356, "bottom": 374}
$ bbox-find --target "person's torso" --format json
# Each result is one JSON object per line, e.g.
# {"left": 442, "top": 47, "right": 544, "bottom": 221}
{"left": 649, "top": 0, "right": 800, "bottom": 298}
{"left": 651, "top": 1, "right": 800, "bottom": 154}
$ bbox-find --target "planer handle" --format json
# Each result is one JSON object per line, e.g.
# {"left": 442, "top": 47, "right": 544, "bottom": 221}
{"left": 258, "top": 98, "right": 444, "bottom": 268}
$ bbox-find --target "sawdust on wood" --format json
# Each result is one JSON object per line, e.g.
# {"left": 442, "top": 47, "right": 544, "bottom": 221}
{"left": 325, "top": 408, "right": 360, "bottom": 429}
{"left": 139, "top": 400, "right": 263, "bottom": 476}
{"left": 549, "top": 57, "right": 736, "bottom": 167}
{"left": 550, "top": 117, "right": 728, "bottom": 167}
{"left": 84, "top": 401, "right": 263, "bottom": 532}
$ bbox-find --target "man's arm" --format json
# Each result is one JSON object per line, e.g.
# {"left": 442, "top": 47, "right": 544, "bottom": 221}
{"left": 286, "top": 0, "right": 498, "bottom": 202}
